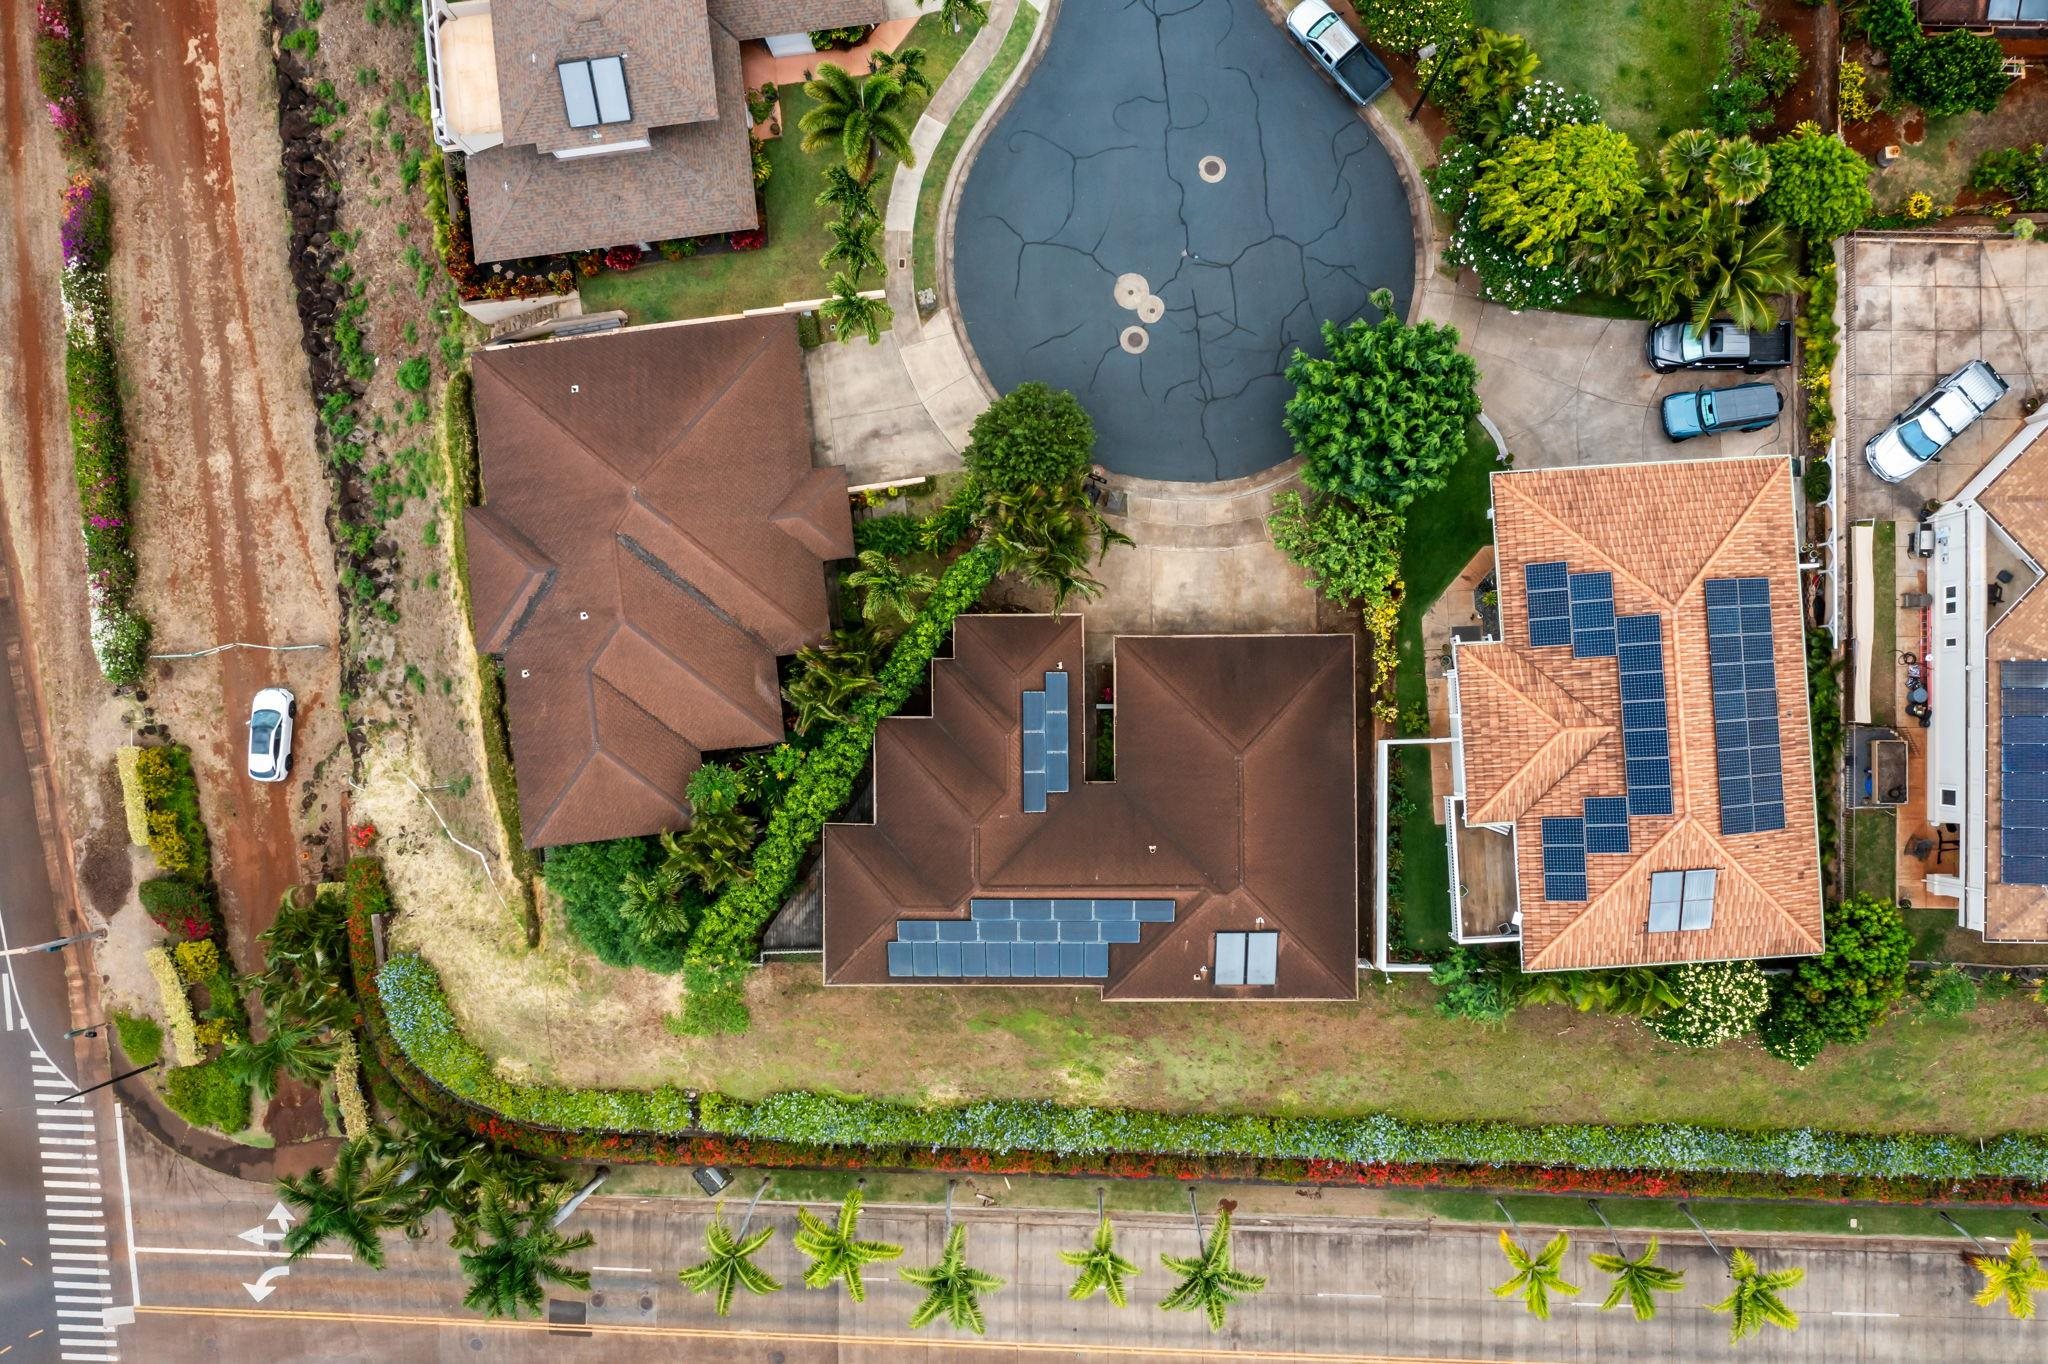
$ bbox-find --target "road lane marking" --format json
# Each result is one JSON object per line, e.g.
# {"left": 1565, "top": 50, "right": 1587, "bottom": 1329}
{"left": 50, "top": 1253, "right": 110, "bottom": 1262}
{"left": 58, "top": 1355, "right": 117, "bottom": 1362}
{"left": 54, "top": 1296, "right": 111, "bottom": 1305}
{"left": 1312, "top": 1292, "right": 1383, "bottom": 1299}
{"left": 55, "top": 1282, "right": 111, "bottom": 1291}
{"left": 115, "top": 1103, "right": 138, "bottom": 1310}
{"left": 33, "top": 1063, "right": 63, "bottom": 1074}
{"left": 50, "top": 1239, "right": 109, "bottom": 1248}
{"left": 592, "top": 1265, "right": 655, "bottom": 1274}
{"left": 52, "top": 1267, "right": 109, "bottom": 1275}
{"left": 132, "top": 1246, "right": 352, "bottom": 1261}
{"left": 3, "top": 970, "right": 13, "bottom": 1029}
{"left": 39, "top": 1120, "right": 96, "bottom": 1129}
{"left": 50, "top": 1228, "right": 107, "bottom": 1237}
{"left": 45, "top": 1181, "right": 101, "bottom": 1190}
{"left": 41, "top": 1138, "right": 98, "bottom": 1147}
{"left": 46, "top": 1196, "right": 105, "bottom": 1204}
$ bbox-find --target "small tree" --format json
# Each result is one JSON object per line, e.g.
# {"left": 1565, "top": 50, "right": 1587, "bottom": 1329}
{"left": 820, "top": 271, "right": 893, "bottom": 345}
{"left": 816, "top": 164, "right": 878, "bottom": 228}
{"left": 679, "top": 1181, "right": 782, "bottom": 1317}
{"left": 1761, "top": 122, "right": 1875, "bottom": 242}
{"left": 1492, "top": 1230, "right": 1579, "bottom": 1320}
{"left": 1266, "top": 490, "right": 1403, "bottom": 608}
{"left": 795, "top": 1188, "right": 902, "bottom": 1302}
{"left": 1159, "top": 1194, "right": 1266, "bottom": 1332}
{"left": 1438, "top": 28, "right": 1539, "bottom": 142}
{"left": 927, "top": 0, "right": 989, "bottom": 33}
{"left": 900, "top": 1184, "right": 1003, "bottom": 1333}
{"left": 1893, "top": 30, "right": 2013, "bottom": 118}
{"left": 820, "top": 216, "right": 884, "bottom": 281}
{"left": 1972, "top": 1230, "right": 2048, "bottom": 1320}
{"left": 1472, "top": 122, "right": 1643, "bottom": 267}
{"left": 798, "top": 64, "right": 915, "bottom": 181}
{"left": 1060, "top": 1192, "right": 1139, "bottom": 1306}
{"left": 276, "top": 1137, "right": 420, "bottom": 1268}
{"left": 783, "top": 628, "right": 881, "bottom": 734}
{"left": 1284, "top": 289, "right": 1480, "bottom": 509}
{"left": 867, "top": 45, "right": 933, "bottom": 100}
{"left": 963, "top": 382, "right": 1096, "bottom": 494}
{"left": 1758, "top": 893, "right": 1911, "bottom": 1066}
{"left": 1587, "top": 1224, "right": 1683, "bottom": 1321}
{"left": 1709, "top": 1249, "right": 1803, "bottom": 1343}
{"left": 1648, "top": 960, "right": 1770, "bottom": 1048}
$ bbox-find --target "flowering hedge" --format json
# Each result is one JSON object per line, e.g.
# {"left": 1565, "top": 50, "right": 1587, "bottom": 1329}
{"left": 145, "top": 946, "right": 202, "bottom": 1066}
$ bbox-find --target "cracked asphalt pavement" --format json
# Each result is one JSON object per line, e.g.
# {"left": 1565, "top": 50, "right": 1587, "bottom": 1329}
{"left": 953, "top": 0, "right": 1415, "bottom": 482}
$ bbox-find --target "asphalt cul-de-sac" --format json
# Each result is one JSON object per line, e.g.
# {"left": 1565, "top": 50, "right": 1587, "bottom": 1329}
{"left": 952, "top": 0, "right": 1416, "bottom": 482}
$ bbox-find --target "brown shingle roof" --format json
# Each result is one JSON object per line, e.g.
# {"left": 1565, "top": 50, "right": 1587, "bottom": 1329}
{"left": 466, "top": 317, "right": 852, "bottom": 847}
{"left": 710, "top": 0, "right": 886, "bottom": 36}
{"left": 1455, "top": 457, "right": 1825, "bottom": 971}
{"left": 494, "top": 0, "right": 718, "bottom": 156}
{"left": 823, "top": 617, "right": 1359, "bottom": 1000}
{"left": 1982, "top": 434, "right": 2048, "bottom": 941}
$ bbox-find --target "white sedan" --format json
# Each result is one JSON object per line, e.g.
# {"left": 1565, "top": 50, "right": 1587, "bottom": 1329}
{"left": 247, "top": 687, "right": 295, "bottom": 783}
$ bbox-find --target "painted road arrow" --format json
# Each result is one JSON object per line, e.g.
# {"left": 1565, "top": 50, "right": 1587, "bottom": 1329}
{"left": 238, "top": 1224, "right": 287, "bottom": 1246}
{"left": 242, "top": 1264, "right": 290, "bottom": 1302}
{"left": 266, "top": 1200, "right": 294, "bottom": 1229}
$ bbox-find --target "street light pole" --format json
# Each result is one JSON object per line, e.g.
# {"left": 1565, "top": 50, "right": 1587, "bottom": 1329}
{"left": 1408, "top": 43, "right": 1444, "bottom": 123}
{"left": 66, "top": 1022, "right": 105, "bottom": 1040}
{"left": 0, "top": 928, "right": 106, "bottom": 958}
{"left": 47, "top": 1060, "right": 157, "bottom": 1103}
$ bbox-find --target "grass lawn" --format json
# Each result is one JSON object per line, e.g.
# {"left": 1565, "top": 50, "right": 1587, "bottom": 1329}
{"left": 1392, "top": 419, "right": 1498, "bottom": 723}
{"left": 1391, "top": 745, "right": 1454, "bottom": 957}
{"left": 1847, "top": 807, "right": 1897, "bottom": 905}
{"left": 1471, "top": 0, "right": 1717, "bottom": 151}
{"left": 580, "top": 13, "right": 976, "bottom": 323}
{"left": 1872, "top": 519, "right": 1897, "bottom": 727}
{"left": 913, "top": 2, "right": 1039, "bottom": 297}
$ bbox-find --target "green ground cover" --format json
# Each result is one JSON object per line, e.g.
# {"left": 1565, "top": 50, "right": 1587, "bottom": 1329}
{"left": 913, "top": 3, "right": 1039, "bottom": 297}
{"left": 1872, "top": 519, "right": 1898, "bottom": 726}
{"left": 1391, "top": 745, "right": 1454, "bottom": 956}
{"left": 581, "top": 14, "right": 975, "bottom": 322}
{"left": 1471, "top": 0, "right": 1716, "bottom": 150}
{"left": 1848, "top": 807, "right": 1898, "bottom": 905}
{"left": 1391, "top": 420, "right": 1498, "bottom": 722}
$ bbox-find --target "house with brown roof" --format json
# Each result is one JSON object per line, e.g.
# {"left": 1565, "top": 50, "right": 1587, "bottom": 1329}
{"left": 1918, "top": 0, "right": 2048, "bottom": 31}
{"left": 424, "top": 0, "right": 885, "bottom": 262}
{"left": 465, "top": 315, "right": 852, "bottom": 847}
{"left": 1921, "top": 412, "right": 2048, "bottom": 942}
{"left": 1437, "top": 456, "right": 1825, "bottom": 972}
{"left": 822, "top": 616, "right": 1359, "bottom": 1000}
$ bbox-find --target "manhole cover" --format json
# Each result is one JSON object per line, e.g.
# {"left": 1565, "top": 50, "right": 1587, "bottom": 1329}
{"left": 639, "top": 1294, "right": 655, "bottom": 1312}
{"left": 1136, "top": 294, "right": 1165, "bottom": 324}
{"left": 1198, "top": 154, "right": 1226, "bottom": 183}
{"left": 1119, "top": 325, "right": 1150, "bottom": 354}
{"left": 1113, "top": 272, "right": 1149, "bottom": 309}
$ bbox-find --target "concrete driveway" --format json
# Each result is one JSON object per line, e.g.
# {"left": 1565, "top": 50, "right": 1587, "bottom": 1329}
{"left": 1420, "top": 274, "right": 1797, "bottom": 468}
{"left": 1841, "top": 233, "right": 2048, "bottom": 521}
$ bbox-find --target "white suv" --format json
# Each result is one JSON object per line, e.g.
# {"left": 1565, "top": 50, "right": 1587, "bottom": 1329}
{"left": 1865, "top": 361, "right": 2009, "bottom": 484}
{"left": 247, "top": 687, "right": 295, "bottom": 783}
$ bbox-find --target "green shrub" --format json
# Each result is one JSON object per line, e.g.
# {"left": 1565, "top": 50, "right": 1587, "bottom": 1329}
{"left": 1758, "top": 894, "right": 1911, "bottom": 1067}
{"left": 962, "top": 383, "right": 1096, "bottom": 494}
{"left": 1647, "top": 961, "right": 1771, "bottom": 1049}
{"left": 1858, "top": 0, "right": 1920, "bottom": 54}
{"left": 132, "top": 745, "right": 211, "bottom": 883}
{"left": 1913, "top": 965, "right": 1980, "bottom": 1020}
{"left": 395, "top": 355, "right": 431, "bottom": 392}
{"left": 1354, "top": 0, "right": 1470, "bottom": 53}
{"left": 540, "top": 836, "right": 694, "bottom": 972}
{"left": 1429, "top": 946, "right": 1518, "bottom": 1023}
{"left": 1972, "top": 145, "right": 2048, "bottom": 212}
{"left": 138, "top": 876, "right": 219, "bottom": 941}
{"left": 1761, "top": 122, "right": 1874, "bottom": 242}
{"left": 1893, "top": 30, "right": 2012, "bottom": 117}
{"left": 1803, "top": 457, "right": 1832, "bottom": 504}
{"left": 853, "top": 514, "right": 924, "bottom": 558}
{"left": 163, "top": 1060, "right": 252, "bottom": 1132}
{"left": 111, "top": 1009, "right": 163, "bottom": 1067}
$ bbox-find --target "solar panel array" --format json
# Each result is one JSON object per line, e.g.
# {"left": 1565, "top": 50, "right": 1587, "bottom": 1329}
{"left": 1584, "top": 796, "right": 1631, "bottom": 855}
{"left": 884, "top": 898, "right": 1177, "bottom": 978}
{"left": 1524, "top": 561, "right": 1572, "bottom": 648}
{"left": 1616, "top": 613, "right": 1674, "bottom": 817}
{"left": 2001, "top": 660, "right": 2048, "bottom": 884}
{"left": 1568, "top": 570, "right": 1617, "bottom": 658}
{"left": 1704, "top": 578, "right": 1786, "bottom": 835}
{"left": 1524, "top": 562, "right": 1621, "bottom": 657}
{"left": 1020, "top": 670, "right": 1070, "bottom": 814}
{"left": 1541, "top": 816, "right": 1588, "bottom": 901}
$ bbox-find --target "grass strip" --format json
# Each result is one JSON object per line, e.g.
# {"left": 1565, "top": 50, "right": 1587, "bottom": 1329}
{"left": 913, "top": 4, "right": 1040, "bottom": 298}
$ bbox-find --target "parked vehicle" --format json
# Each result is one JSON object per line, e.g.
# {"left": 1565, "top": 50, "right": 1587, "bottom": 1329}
{"left": 1659, "top": 381, "right": 1784, "bottom": 441}
{"left": 1647, "top": 319, "right": 1793, "bottom": 372}
{"left": 1864, "top": 360, "right": 2010, "bottom": 484}
{"left": 1285, "top": 1, "right": 1393, "bottom": 106}
{"left": 247, "top": 687, "right": 295, "bottom": 783}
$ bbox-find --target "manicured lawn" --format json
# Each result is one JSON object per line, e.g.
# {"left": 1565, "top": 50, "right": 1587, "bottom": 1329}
{"left": 1847, "top": 807, "right": 1897, "bottom": 905}
{"left": 1471, "top": 0, "right": 1716, "bottom": 150}
{"left": 1392, "top": 419, "right": 1499, "bottom": 723}
{"left": 1391, "top": 744, "right": 1454, "bottom": 957}
{"left": 913, "top": 2, "right": 1039, "bottom": 297}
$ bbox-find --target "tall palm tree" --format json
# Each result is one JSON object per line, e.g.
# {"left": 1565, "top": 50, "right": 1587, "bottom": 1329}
{"left": 1159, "top": 1193, "right": 1266, "bottom": 1332}
{"left": 1060, "top": 1193, "right": 1139, "bottom": 1306}
{"left": 820, "top": 271, "right": 894, "bottom": 345}
{"left": 844, "top": 548, "right": 936, "bottom": 628}
{"left": 680, "top": 1180, "right": 782, "bottom": 1317}
{"left": 1971, "top": 1230, "right": 2048, "bottom": 1320}
{"left": 820, "top": 216, "right": 885, "bottom": 282}
{"left": 276, "top": 1137, "right": 419, "bottom": 1268}
{"left": 1705, "top": 134, "right": 1772, "bottom": 206}
{"left": 901, "top": 1185, "right": 1003, "bottom": 1333}
{"left": 816, "top": 164, "right": 878, "bottom": 229}
{"left": 1492, "top": 1230, "right": 1580, "bottom": 1320}
{"left": 928, "top": 0, "right": 989, "bottom": 33}
{"left": 458, "top": 1194, "right": 595, "bottom": 1320}
{"left": 795, "top": 1188, "right": 903, "bottom": 1302}
{"left": 377, "top": 1122, "right": 558, "bottom": 1225}
{"left": 868, "top": 45, "right": 933, "bottom": 100}
{"left": 783, "top": 628, "right": 881, "bottom": 734}
{"left": 1589, "top": 1239, "right": 1684, "bottom": 1320}
{"left": 223, "top": 1007, "right": 342, "bottom": 1101}
{"left": 1687, "top": 217, "right": 1797, "bottom": 334}
{"left": 798, "top": 64, "right": 915, "bottom": 182}
{"left": 1708, "top": 1249, "right": 1803, "bottom": 1343}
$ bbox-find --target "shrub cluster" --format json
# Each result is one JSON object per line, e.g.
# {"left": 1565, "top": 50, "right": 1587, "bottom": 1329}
{"left": 131, "top": 746, "right": 212, "bottom": 883}
{"left": 163, "top": 1059, "right": 252, "bottom": 1133}
{"left": 332, "top": 1033, "right": 372, "bottom": 1140}
{"left": 1759, "top": 894, "right": 1911, "bottom": 1067}
{"left": 1860, "top": 0, "right": 2011, "bottom": 117}
{"left": 1796, "top": 245, "right": 1841, "bottom": 454}
{"left": 144, "top": 946, "right": 202, "bottom": 1066}
{"left": 138, "top": 877, "right": 220, "bottom": 943}
{"left": 1353, "top": 0, "right": 1470, "bottom": 54}
{"left": 111, "top": 1009, "right": 163, "bottom": 1067}
{"left": 1648, "top": 961, "right": 1772, "bottom": 1048}
{"left": 540, "top": 836, "right": 689, "bottom": 972}
{"left": 1972, "top": 145, "right": 2048, "bottom": 213}
{"left": 1704, "top": 0, "right": 1804, "bottom": 137}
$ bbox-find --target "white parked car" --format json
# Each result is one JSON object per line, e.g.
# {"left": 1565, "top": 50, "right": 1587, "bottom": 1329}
{"left": 1285, "top": 1, "right": 1393, "bottom": 106}
{"left": 247, "top": 687, "right": 295, "bottom": 783}
{"left": 1864, "top": 360, "right": 2010, "bottom": 484}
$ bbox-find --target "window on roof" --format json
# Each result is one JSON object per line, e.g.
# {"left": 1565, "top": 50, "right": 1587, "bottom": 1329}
{"left": 1214, "top": 931, "right": 1278, "bottom": 986}
{"left": 559, "top": 56, "right": 631, "bottom": 129}
{"left": 1648, "top": 869, "right": 1717, "bottom": 933}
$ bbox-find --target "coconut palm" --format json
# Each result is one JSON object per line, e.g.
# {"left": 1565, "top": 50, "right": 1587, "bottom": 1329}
{"left": 258, "top": 888, "right": 349, "bottom": 1003}
{"left": 377, "top": 1122, "right": 559, "bottom": 1225}
{"left": 845, "top": 548, "right": 936, "bottom": 628}
{"left": 1708, "top": 1249, "right": 1803, "bottom": 1343}
{"left": 1060, "top": 1194, "right": 1139, "bottom": 1306}
{"left": 820, "top": 216, "right": 885, "bottom": 282}
{"left": 1493, "top": 1230, "right": 1580, "bottom": 1320}
{"left": 795, "top": 1188, "right": 903, "bottom": 1302}
{"left": 222, "top": 1006, "right": 342, "bottom": 1101}
{"left": 1706, "top": 134, "right": 1772, "bottom": 206}
{"left": 1971, "top": 1230, "right": 2048, "bottom": 1320}
{"left": 816, "top": 164, "right": 878, "bottom": 229}
{"left": 927, "top": 0, "right": 989, "bottom": 33}
{"left": 820, "top": 271, "right": 894, "bottom": 345}
{"left": 783, "top": 628, "right": 881, "bottom": 734}
{"left": 276, "top": 1137, "right": 420, "bottom": 1268}
{"left": 680, "top": 1181, "right": 782, "bottom": 1317}
{"left": 1589, "top": 1239, "right": 1684, "bottom": 1320}
{"left": 458, "top": 1194, "right": 595, "bottom": 1321}
{"left": 798, "top": 64, "right": 915, "bottom": 182}
{"left": 1159, "top": 1193, "right": 1266, "bottom": 1332}
{"left": 901, "top": 1185, "right": 1003, "bottom": 1333}
{"left": 868, "top": 45, "right": 933, "bottom": 100}
{"left": 1687, "top": 217, "right": 1797, "bottom": 334}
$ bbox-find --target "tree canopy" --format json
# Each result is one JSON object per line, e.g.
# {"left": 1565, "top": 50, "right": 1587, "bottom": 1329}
{"left": 963, "top": 382, "right": 1097, "bottom": 493}
{"left": 1473, "top": 122, "right": 1643, "bottom": 267}
{"left": 1892, "top": 29, "right": 2013, "bottom": 118}
{"left": 1757, "top": 894, "right": 1911, "bottom": 1067}
{"left": 1761, "top": 122, "right": 1875, "bottom": 241}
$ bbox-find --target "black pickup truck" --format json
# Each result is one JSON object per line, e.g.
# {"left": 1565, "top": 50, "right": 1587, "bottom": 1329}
{"left": 1647, "top": 320, "right": 1794, "bottom": 372}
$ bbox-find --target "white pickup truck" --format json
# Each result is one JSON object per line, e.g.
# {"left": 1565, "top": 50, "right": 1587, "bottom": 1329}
{"left": 1864, "top": 361, "right": 2010, "bottom": 484}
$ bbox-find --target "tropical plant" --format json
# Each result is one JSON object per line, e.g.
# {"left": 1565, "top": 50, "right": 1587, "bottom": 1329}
{"left": 845, "top": 548, "right": 937, "bottom": 628}
{"left": 663, "top": 805, "right": 760, "bottom": 897}
{"left": 1973, "top": 144, "right": 2048, "bottom": 212}
{"left": 1284, "top": 288, "right": 1480, "bottom": 509}
{"left": 1705, "top": 135, "right": 1772, "bottom": 207}
{"left": 1892, "top": 30, "right": 2013, "bottom": 118}
{"left": 901, "top": 1188, "right": 1003, "bottom": 1333}
{"left": 1761, "top": 122, "right": 1874, "bottom": 241}
{"left": 1589, "top": 1237, "right": 1684, "bottom": 1320}
{"left": 458, "top": 1194, "right": 595, "bottom": 1320}
{"left": 1266, "top": 490, "right": 1403, "bottom": 610}
{"left": 679, "top": 1181, "right": 782, "bottom": 1317}
{"left": 867, "top": 44, "right": 933, "bottom": 100}
{"left": 1758, "top": 893, "right": 1911, "bottom": 1066}
{"left": 794, "top": 1188, "right": 902, "bottom": 1302}
{"left": 1159, "top": 1195, "right": 1266, "bottom": 1332}
{"left": 820, "top": 215, "right": 884, "bottom": 281}
{"left": 1648, "top": 959, "right": 1771, "bottom": 1048}
{"left": 798, "top": 63, "right": 915, "bottom": 182}
{"left": 820, "top": 270, "right": 893, "bottom": 344}
{"left": 376, "top": 1122, "right": 559, "bottom": 1225}
{"left": 220, "top": 1007, "right": 342, "bottom": 1101}
{"left": 1684, "top": 216, "right": 1797, "bottom": 333}
{"left": 815, "top": 164, "right": 879, "bottom": 228}
{"left": 783, "top": 628, "right": 881, "bottom": 734}
{"left": 1437, "top": 28, "right": 1539, "bottom": 143}
{"left": 1427, "top": 140, "right": 1581, "bottom": 310}
{"left": 276, "top": 1137, "right": 421, "bottom": 1269}
{"left": 1061, "top": 1194, "right": 1139, "bottom": 1306}
{"left": 1517, "top": 967, "right": 1679, "bottom": 1018}
{"left": 979, "top": 480, "right": 1131, "bottom": 616}
{"left": 1708, "top": 1249, "right": 1802, "bottom": 1342}
{"left": 1971, "top": 1230, "right": 2048, "bottom": 1320}
{"left": 1859, "top": 0, "right": 1921, "bottom": 55}
{"left": 1430, "top": 946, "right": 1518, "bottom": 1023}
{"left": 1492, "top": 1230, "right": 1579, "bottom": 1320}
{"left": 1470, "top": 122, "right": 1643, "bottom": 267}
{"left": 927, "top": 0, "right": 989, "bottom": 33}
{"left": 1354, "top": 0, "right": 1471, "bottom": 54}
{"left": 963, "top": 382, "right": 1097, "bottom": 492}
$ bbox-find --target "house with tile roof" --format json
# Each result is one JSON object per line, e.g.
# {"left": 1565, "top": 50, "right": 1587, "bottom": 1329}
{"left": 1440, "top": 456, "right": 1825, "bottom": 971}
{"left": 423, "top": 0, "right": 885, "bottom": 262}
{"left": 822, "top": 615, "right": 1359, "bottom": 1000}
{"left": 465, "top": 314, "right": 852, "bottom": 847}
{"left": 1920, "top": 412, "right": 2048, "bottom": 943}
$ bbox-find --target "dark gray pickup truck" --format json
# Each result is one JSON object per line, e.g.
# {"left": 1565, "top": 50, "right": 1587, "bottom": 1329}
{"left": 1648, "top": 320, "right": 1794, "bottom": 372}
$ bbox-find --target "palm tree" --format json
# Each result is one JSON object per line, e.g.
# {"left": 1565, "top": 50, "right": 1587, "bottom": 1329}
{"left": 927, "top": 0, "right": 989, "bottom": 33}
{"left": 664, "top": 804, "right": 758, "bottom": 896}
{"left": 1657, "top": 128, "right": 1719, "bottom": 197}
{"left": 798, "top": 64, "right": 915, "bottom": 182}
{"left": 1705, "top": 134, "right": 1771, "bottom": 206}
{"left": 868, "top": 45, "right": 933, "bottom": 100}
{"left": 377, "top": 1122, "right": 558, "bottom": 1225}
{"left": 222, "top": 1007, "right": 342, "bottom": 1101}
{"left": 1060, "top": 1192, "right": 1139, "bottom": 1306}
{"left": 795, "top": 1187, "right": 903, "bottom": 1302}
{"left": 1159, "top": 1192, "right": 1266, "bottom": 1332}
{"left": 276, "top": 1137, "right": 419, "bottom": 1268}
{"left": 820, "top": 271, "right": 894, "bottom": 344}
{"left": 820, "top": 216, "right": 885, "bottom": 282}
{"left": 1688, "top": 217, "right": 1797, "bottom": 334}
{"left": 1972, "top": 1230, "right": 2048, "bottom": 1320}
{"left": 1444, "top": 28, "right": 1540, "bottom": 141}
{"left": 1493, "top": 1230, "right": 1580, "bottom": 1320}
{"left": 1709, "top": 1249, "right": 1803, "bottom": 1343}
{"left": 783, "top": 628, "right": 881, "bottom": 734}
{"left": 259, "top": 888, "right": 349, "bottom": 1003}
{"left": 816, "top": 164, "right": 878, "bottom": 229}
{"left": 979, "top": 482, "right": 1131, "bottom": 617}
{"left": 844, "top": 548, "right": 936, "bottom": 628}
{"left": 1589, "top": 1240, "right": 1683, "bottom": 1320}
{"left": 458, "top": 1194, "right": 595, "bottom": 1320}
{"left": 901, "top": 1184, "right": 1003, "bottom": 1333}
{"left": 680, "top": 1180, "right": 782, "bottom": 1317}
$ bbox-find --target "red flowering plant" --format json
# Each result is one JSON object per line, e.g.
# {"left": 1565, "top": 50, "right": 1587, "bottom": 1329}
{"left": 728, "top": 229, "right": 767, "bottom": 251}
{"left": 603, "top": 244, "right": 642, "bottom": 272}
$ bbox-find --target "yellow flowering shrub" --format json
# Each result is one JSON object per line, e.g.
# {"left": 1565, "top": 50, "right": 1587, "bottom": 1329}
{"left": 145, "top": 946, "right": 202, "bottom": 1066}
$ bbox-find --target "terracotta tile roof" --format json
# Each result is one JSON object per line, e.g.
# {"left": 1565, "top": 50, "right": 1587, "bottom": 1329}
{"left": 1455, "top": 457, "right": 1825, "bottom": 971}
{"left": 824, "top": 618, "right": 1359, "bottom": 1000}
{"left": 1981, "top": 434, "right": 2048, "bottom": 941}
{"left": 466, "top": 317, "right": 852, "bottom": 847}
